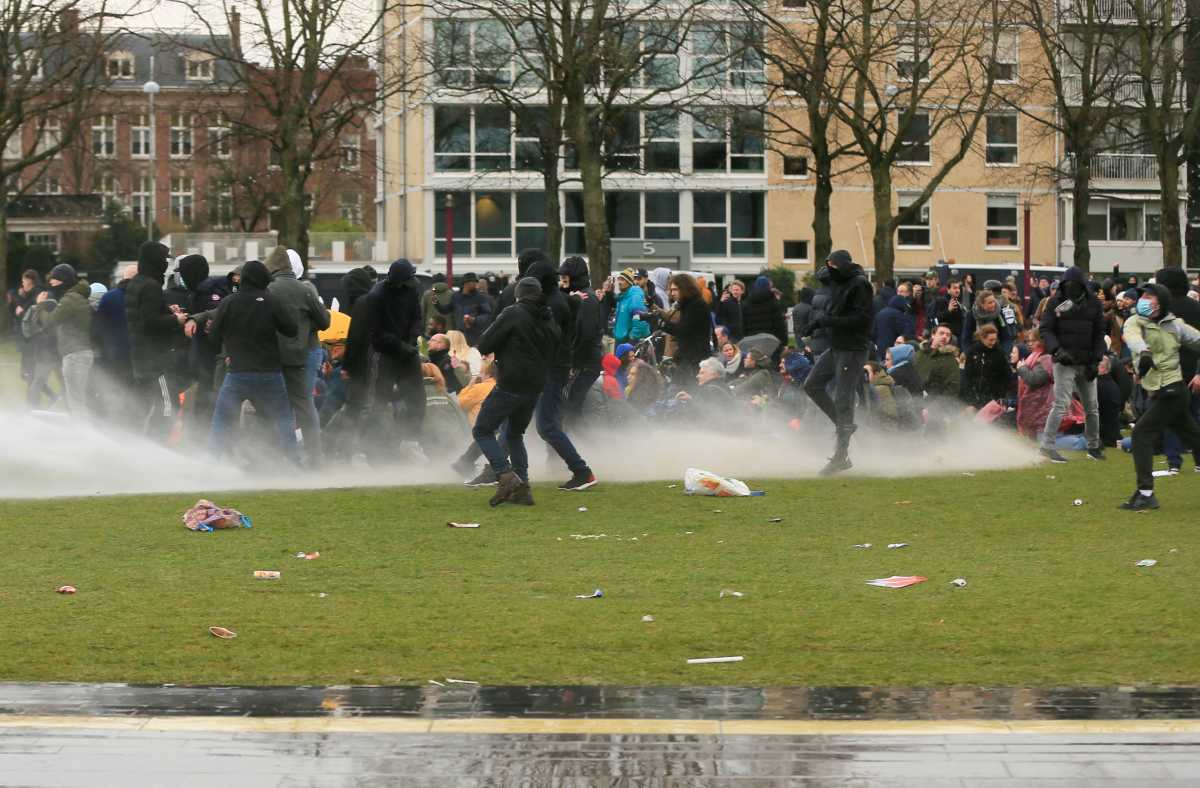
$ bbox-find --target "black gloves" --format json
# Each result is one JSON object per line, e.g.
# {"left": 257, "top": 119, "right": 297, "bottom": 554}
{"left": 1137, "top": 352, "right": 1155, "bottom": 378}
{"left": 1053, "top": 349, "right": 1077, "bottom": 366}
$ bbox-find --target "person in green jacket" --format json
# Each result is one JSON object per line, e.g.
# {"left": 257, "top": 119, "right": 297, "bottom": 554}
{"left": 1120, "top": 284, "right": 1200, "bottom": 510}
{"left": 913, "top": 324, "right": 960, "bottom": 400}
{"left": 34, "top": 264, "right": 94, "bottom": 416}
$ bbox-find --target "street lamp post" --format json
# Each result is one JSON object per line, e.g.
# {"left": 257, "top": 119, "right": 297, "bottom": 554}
{"left": 143, "top": 77, "right": 160, "bottom": 240}
{"left": 443, "top": 193, "right": 455, "bottom": 286}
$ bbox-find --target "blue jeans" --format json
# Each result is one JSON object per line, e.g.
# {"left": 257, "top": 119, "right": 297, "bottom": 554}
{"left": 209, "top": 371, "right": 298, "bottom": 461}
{"left": 1164, "top": 386, "right": 1200, "bottom": 469}
{"left": 472, "top": 387, "right": 538, "bottom": 481}
{"left": 535, "top": 373, "right": 588, "bottom": 474}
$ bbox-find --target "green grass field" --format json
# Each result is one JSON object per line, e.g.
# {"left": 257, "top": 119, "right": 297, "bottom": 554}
{"left": 2, "top": 455, "right": 1198, "bottom": 687}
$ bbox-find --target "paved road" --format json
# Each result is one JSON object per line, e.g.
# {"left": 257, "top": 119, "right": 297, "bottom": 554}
{"left": 1, "top": 723, "right": 1199, "bottom": 787}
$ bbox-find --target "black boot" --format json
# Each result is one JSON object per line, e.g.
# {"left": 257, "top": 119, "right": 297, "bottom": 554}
{"left": 819, "top": 426, "right": 855, "bottom": 476}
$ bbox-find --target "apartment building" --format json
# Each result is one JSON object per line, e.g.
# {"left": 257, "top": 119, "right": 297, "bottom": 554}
{"left": 378, "top": 3, "right": 1184, "bottom": 277}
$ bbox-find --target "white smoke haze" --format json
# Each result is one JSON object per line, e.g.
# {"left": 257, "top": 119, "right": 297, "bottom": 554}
{"left": 0, "top": 407, "right": 1038, "bottom": 500}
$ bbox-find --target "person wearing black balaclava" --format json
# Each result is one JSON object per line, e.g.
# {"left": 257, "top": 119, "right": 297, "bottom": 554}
{"left": 363, "top": 259, "right": 426, "bottom": 461}
{"left": 558, "top": 255, "right": 604, "bottom": 424}
{"left": 803, "top": 249, "right": 873, "bottom": 475}
{"left": 1037, "top": 265, "right": 1107, "bottom": 464}
{"left": 126, "top": 241, "right": 187, "bottom": 440}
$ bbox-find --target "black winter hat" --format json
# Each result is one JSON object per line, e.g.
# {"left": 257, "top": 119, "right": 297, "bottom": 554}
{"left": 826, "top": 249, "right": 853, "bottom": 268}
{"left": 1146, "top": 283, "right": 1173, "bottom": 315}
{"left": 241, "top": 259, "right": 271, "bottom": 290}
{"left": 387, "top": 259, "right": 415, "bottom": 285}
{"left": 517, "top": 248, "right": 547, "bottom": 277}
{"left": 48, "top": 263, "right": 77, "bottom": 288}
{"left": 1156, "top": 267, "right": 1190, "bottom": 298}
{"left": 459, "top": 272, "right": 479, "bottom": 284}
{"left": 515, "top": 276, "right": 543, "bottom": 303}
{"left": 177, "top": 254, "right": 209, "bottom": 291}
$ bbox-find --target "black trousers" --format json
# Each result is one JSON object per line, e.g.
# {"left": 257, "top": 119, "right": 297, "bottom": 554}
{"left": 1133, "top": 383, "right": 1200, "bottom": 491}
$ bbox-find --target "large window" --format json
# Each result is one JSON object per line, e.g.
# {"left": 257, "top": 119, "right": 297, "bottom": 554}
{"left": 897, "top": 25, "right": 930, "bottom": 80}
{"left": 25, "top": 232, "right": 59, "bottom": 253}
{"left": 693, "top": 191, "right": 765, "bottom": 258}
{"left": 433, "top": 20, "right": 519, "bottom": 87}
{"left": 990, "top": 29, "right": 1019, "bottom": 82}
{"left": 690, "top": 23, "right": 764, "bottom": 89}
{"left": 897, "top": 192, "right": 931, "bottom": 247}
{"left": 170, "top": 176, "right": 193, "bottom": 224}
{"left": 131, "top": 176, "right": 151, "bottom": 225}
{"left": 434, "top": 191, "right": 511, "bottom": 257}
{"left": 208, "top": 114, "right": 231, "bottom": 158}
{"left": 170, "top": 112, "right": 192, "bottom": 158}
{"left": 107, "top": 53, "right": 133, "bottom": 79}
{"left": 92, "top": 114, "right": 115, "bottom": 157}
{"left": 693, "top": 110, "right": 764, "bottom": 173}
{"left": 209, "top": 190, "right": 233, "bottom": 229}
{"left": 434, "top": 106, "right": 510, "bottom": 171}
{"left": 985, "top": 114, "right": 1018, "bottom": 165}
{"left": 896, "top": 111, "right": 930, "bottom": 163}
{"left": 339, "top": 192, "right": 363, "bottom": 224}
{"left": 640, "top": 22, "right": 681, "bottom": 87}
{"left": 186, "top": 57, "right": 213, "bottom": 81}
{"left": 94, "top": 174, "right": 120, "bottom": 209}
{"left": 564, "top": 191, "right": 681, "bottom": 254}
{"left": 986, "top": 194, "right": 1019, "bottom": 247}
{"left": 340, "top": 135, "right": 361, "bottom": 170}
{"left": 131, "top": 113, "right": 151, "bottom": 157}
{"left": 34, "top": 117, "right": 60, "bottom": 157}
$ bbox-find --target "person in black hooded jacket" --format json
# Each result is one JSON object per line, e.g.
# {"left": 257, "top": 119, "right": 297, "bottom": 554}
{"left": 804, "top": 249, "right": 874, "bottom": 475}
{"left": 558, "top": 255, "right": 604, "bottom": 423}
{"left": 741, "top": 275, "right": 787, "bottom": 352}
{"left": 176, "top": 254, "right": 228, "bottom": 430}
{"left": 206, "top": 259, "right": 299, "bottom": 461}
{"left": 125, "top": 241, "right": 186, "bottom": 439}
{"left": 364, "top": 259, "right": 426, "bottom": 458}
{"left": 324, "top": 266, "right": 376, "bottom": 458}
{"left": 1037, "top": 265, "right": 1108, "bottom": 463}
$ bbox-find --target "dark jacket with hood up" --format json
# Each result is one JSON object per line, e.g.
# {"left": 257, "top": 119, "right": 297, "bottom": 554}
{"left": 208, "top": 260, "right": 298, "bottom": 373}
{"left": 125, "top": 241, "right": 180, "bottom": 379}
{"left": 822, "top": 263, "right": 874, "bottom": 352}
{"left": 342, "top": 267, "right": 376, "bottom": 379}
{"left": 478, "top": 281, "right": 560, "bottom": 395}
{"left": 1038, "top": 265, "right": 1107, "bottom": 367}
{"left": 715, "top": 289, "right": 745, "bottom": 341}
{"left": 177, "top": 254, "right": 232, "bottom": 367}
{"left": 1158, "top": 267, "right": 1200, "bottom": 381}
{"left": 741, "top": 278, "right": 787, "bottom": 346}
{"left": 366, "top": 260, "right": 423, "bottom": 364}
{"left": 873, "top": 295, "right": 915, "bottom": 360}
{"left": 525, "top": 259, "right": 573, "bottom": 378}
{"left": 559, "top": 256, "right": 603, "bottom": 370}
{"left": 264, "top": 247, "right": 330, "bottom": 367}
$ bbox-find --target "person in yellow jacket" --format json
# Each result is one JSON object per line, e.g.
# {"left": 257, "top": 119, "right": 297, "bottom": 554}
{"left": 1120, "top": 284, "right": 1200, "bottom": 510}
{"left": 449, "top": 361, "right": 497, "bottom": 480}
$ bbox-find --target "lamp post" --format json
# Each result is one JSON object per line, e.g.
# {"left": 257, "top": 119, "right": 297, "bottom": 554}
{"left": 142, "top": 78, "right": 160, "bottom": 240}
{"left": 443, "top": 192, "right": 455, "bottom": 286}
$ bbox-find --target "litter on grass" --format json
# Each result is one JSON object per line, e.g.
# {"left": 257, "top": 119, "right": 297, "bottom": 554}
{"left": 445, "top": 678, "right": 479, "bottom": 685}
{"left": 642, "top": 615, "right": 655, "bottom": 623}
{"left": 575, "top": 588, "right": 604, "bottom": 599}
{"left": 866, "top": 576, "right": 928, "bottom": 589}
{"left": 55, "top": 585, "right": 76, "bottom": 594}
{"left": 887, "top": 543, "right": 909, "bottom": 549}
{"left": 894, "top": 501, "right": 912, "bottom": 506}
{"left": 768, "top": 517, "right": 784, "bottom": 523}
{"left": 578, "top": 507, "right": 588, "bottom": 512}
{"left": 853, "top": 543, "right": 872, "bottom": 549}
{"left": 1073, "top": 499, "right": 1084, "bottom": 506}
{"left": 1136, "top": 559, "right": 1158, "bottom": 567}
{"left": 428, "top": 680, "right": 445, "bottom": 687}
{"left": 447, "top": 522, "right": 480, "bottom": 528}
{"left": 687, "top": 656, "right": 744, "bottom": 664}
{"left": 1152, "top": 470, "right": 1176, "bottom": 478}
{"left": 952, "top": 578, "right": 968, "bottom": 588}
{"left": 719, "top": 589, "right": 745, "bottom": 598}
{"left": 294, "top": 551, "right": 320, "bottom": 559}
{"left": 570, "top": 534, "right": 607, "bottom": 540}
{"left": 253, "top": 570, "right": 281, "bottom": 579}
{"left": 961, "top": 472, "right": 976, "bottom": 477}
{"left": 183, "top": 500, "right": 251, "bottom": 532}
{"left": 208, "top": 626, "right": 236, "bottom": 639}
{"left": 684, "top": 468, "right": 754, "bottom": 497}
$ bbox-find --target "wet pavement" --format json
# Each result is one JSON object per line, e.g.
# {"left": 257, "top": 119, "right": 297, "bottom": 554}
{"left": 3, "top": 685, "right": 1200, "bottom": 786}
{"left": 3, "top": 683, "right": 1200, "bottom": 720}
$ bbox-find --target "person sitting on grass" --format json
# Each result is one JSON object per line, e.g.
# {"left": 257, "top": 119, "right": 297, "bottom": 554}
{"left": 675, "top": 357, "right": 732, "bottom": 408}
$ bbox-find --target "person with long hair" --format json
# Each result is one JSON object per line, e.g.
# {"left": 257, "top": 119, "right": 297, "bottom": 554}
{"left": 446, "top": 329, "right": 483, "bottom": 378}
{"left": 654, "top": 273, "right": 712, "bottom": 390}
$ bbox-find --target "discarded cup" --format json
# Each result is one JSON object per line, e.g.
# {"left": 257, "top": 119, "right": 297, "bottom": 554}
{"left": 887, "top": 543, "right": 909, "bottom": 550}
{"left": 853, "top": 543, "right": 872, "bottom": 549}
{"left": 447, "top": 522, "right": 480, "bottom": 528}
{"left": 1073, "top": 499, "right": 1083, "bottom": 507}
{"left": 641, "top": 615, "right": 655, "bottom": 623}
{"left": 687, "top": 656, "right": 744, "bottom": 664}
{"left": 719, "top": 589, "right": 745, "bottom": 598}
{"left": 712, "top": 510, "right": 723, "bottom": 514}
{"left": 578, "top": 507, "right": 588, "bottom": 512}
{"left": 951, "top": 578, "right": 967, "bottom": 588}
{"left": 55, "top": 585, "right": 77, "bottom": 595}
{"left": 575, "top": 588, "right": 604, "bottom": 599}
{"left": 253, "top": 570, "right": 281, "bottom": 580}
{"left": 1135, "top": 559, "right": 1158, "bottom": 567}
{"left": 866, "top": 576, "right": 928, "bottom": 588}
{"left": 294, "top": 551, "right": 320, "bottom": 559}
{"left": 208, "top": 626, "right": 237, "bottom": 639}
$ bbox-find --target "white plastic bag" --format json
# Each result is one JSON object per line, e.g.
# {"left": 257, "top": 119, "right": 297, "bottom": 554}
{"left": 684, "top": 468, "right": 752, "bottom": 497}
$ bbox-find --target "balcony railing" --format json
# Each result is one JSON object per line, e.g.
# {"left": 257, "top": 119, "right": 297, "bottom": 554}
{"left": 162, "top": 232, "right": 385, "bottom": 265}
{"left": 1067, "top": 152, "right": 1159, "bottom": 180}
{"left": 1060, "top": 0, "right": 1184, "bottom": 23}
{"left": 1061, "top": 73, "right": 1186, "bottom": 107}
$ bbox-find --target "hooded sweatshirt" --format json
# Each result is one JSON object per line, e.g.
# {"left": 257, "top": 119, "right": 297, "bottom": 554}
{"left": 341, "top": 267, "right": 376, "bottom": 379}
{"left": 207, "top": 259, "right": 298, "bottom": 373}
{"left": 264, "top": 246, "right": 330, "bottom": 366}
{"left": 559, "top": 256, "right": 603, "bottom": 369}
{"left": 824, "top": 262, "right": 874, "bottom": 351}
{"left": 1157, "top": 267, "right": 1200, "bottom": 381}
{"left": 477, "top": 277, "right": 559, "bottom": 395}
{"left": 1122, "top": 284, "right": 1200, "bottom": 392}
{"left": 741, "top": 276, "right": 787, "bottom": 345}
{"left": 125, "top": 241, "right": 179, "bottom": 379}
{"left": 526, "top": 258, "right": 573, "bottom": 377}
{"left": 365, "top": 259, "right": 423, "bottom": 362}
{"left": 874, "top": 295, "right": 915, "bottom": 360}
{"left": 1038, "top": 265, "right": 1106, "bottom": 367}
{"left": 38, "top": 281, "right": 93, "bottom": 357}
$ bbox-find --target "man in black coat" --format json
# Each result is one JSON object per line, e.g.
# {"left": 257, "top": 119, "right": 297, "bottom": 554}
{"left": 125, "top": 241, "right": 186, "bottom": 440}
{"left": 559, "top": 256, "right": 604, "bottom": 423}
{"left": 1037, "top": 265, "right": 1108, "bottom": 463}
{"left": 803, "top": 249, "right": 874, "bottom": 475}
{"left": 448, "top": 272, "right": 494, "bottom": 346}
{"left": 1158, "top": 266, "right": 1200, "bottom": 472}
{"left": 206, "top": 259, "right": 299, "bottom": 460}
{"left": 364, "top": 259, "right": 426, "bottom": 459}
{"left": 473, "top": 277, "right": 560, "bottom": 506}
{"left": 933, "top": 278, "right": 966, "bottom": 340}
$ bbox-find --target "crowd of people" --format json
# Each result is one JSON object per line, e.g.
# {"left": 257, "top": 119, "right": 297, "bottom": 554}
{"left": 6, "top": 240, "right": 1200, "bottom": 509}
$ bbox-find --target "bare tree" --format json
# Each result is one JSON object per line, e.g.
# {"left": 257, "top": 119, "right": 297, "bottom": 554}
{"left": 824, "top": 0, "right": 1002, "bottom": 283}
{"left": 1125, "top": 0, "right": 1200, "bottom": 268}
{"left": 0, "top": 2, "right": 118, "bottom": 287}
{"left": 167, "top": 0, "right": 403, "bottom": 261}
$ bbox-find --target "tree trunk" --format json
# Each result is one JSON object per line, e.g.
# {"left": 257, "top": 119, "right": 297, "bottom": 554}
{"left": 1070, "top": 155, "right": 1092, "bottom": 274}
{"left": 811, "top": 139, "right": 834, "bottom": 265}
{"left": 543, "top": 182, "right": 563, "bottom": 262}
{"left": 0, "top": 193, "right": 9, "bottom": 293}
{"left": 569, "top": 106, "right": 611, "bottom": 282}
{"left": 278, "top": 164, "right": 310, "bottom": 262}
{"left": 1158, "top": 150, "right": 1184, "bottom": 268}
{"left": 869, "top": 166, "right": 894, "bottom": 283}
{"left": 1185, "top": 0, "right": 1200, "bottom": 268}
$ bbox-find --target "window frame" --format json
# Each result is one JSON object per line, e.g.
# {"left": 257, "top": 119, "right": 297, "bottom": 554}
{"left": 896, "top": 191, "right": 932, "bottom": 249}
{"left": 25, "top": 232, "right": 60, "bottom": 253}
{"left": 895, "top": 110, "right": 931, "bottom": 164}
{"left": 185, "top": 57, "right": 214, "bottom": 81}
{"left": 693, "top": 191, "right": 766, "bottom": 259}
{"left": 131, "top": 175, "right": 152, "bottom": 225}
{"left": 782, "top": 239, "right": 810, "bottom": 262}
{"left": 985, "top": 113, "right": 1018, "bottom": 166}
{"left": 985, "top": 193, "right": 1020, "bottom": 249}
{"left": 131, "top": 113, "right": 152, "bottom": 158}
{"left": 339, "top": 191, "right": 363, "bottom": 225}
{"left": 207, "top": 113, "right": 231, "bottom": 159}
{"left": 169, "top": 112, "right": 193, "bottom": 158}
{"left": 107, "top": 54, "right": 134, "bottom": 80}
{"left": 896, "top": 24, "right": 931, "bottom": 82}
{"left": 340, "top": 134, "right": 361, "bottom": 171}
{"left": 91, "top": 113, "right": 116, "bottom": 158}
{"left": 170, "top": 175, "right": 194, "bottom": 224}
{"left": 990, "top": 28, "right": 1019, "bottom": 83}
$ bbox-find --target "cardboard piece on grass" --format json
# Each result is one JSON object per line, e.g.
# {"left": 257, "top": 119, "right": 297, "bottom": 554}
{"left": 866, "top": 576, "right": 928, "bottom": 589}
{"left": 209, "top": 626, "right": 237, "bottom": 639}
{"left": 448, "top": 522, "right": 480, "bottom": 528}
{"left": 687, "top": 656, "right": 744, "bottom": 664}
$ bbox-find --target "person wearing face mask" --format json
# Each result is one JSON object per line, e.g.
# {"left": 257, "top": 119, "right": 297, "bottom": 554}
{"left": 126, "top": 241, "right": 188, "bottom": 439}
{"left": 803, "top": 249, "right": 874, "bottom": 475}
{"left": 1036, "top": 266, "right": 1108, "bottom": 464}
{"left": 1119, "top": 285, "right": 1200, "bottom": 510}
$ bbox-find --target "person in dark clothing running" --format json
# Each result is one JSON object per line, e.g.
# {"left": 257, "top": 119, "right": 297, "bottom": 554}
{"left": 206, "top": 259, "right": 299, "bottom": 461}
{"left": 803, "top": 249, "right": 873, "bottom": 475}
{"left": 125, "top": 241, "right": 187, "bottom": 440}
{"left": 805, "top": 268, "right": 834, "bottom": 358}
{"left": 495, "top": 248, "right": 547, "bottom": 313}
{"left": 1037, "top": 265, "right": 1108, "bottom": 463}
{"left": 364, "top": 259, "right": 426, "bottom": 461}
{"left": 558, "top": 256, "right": 604, "bottom": 424}
{"left": 473, "top": 277, "right": 560, "bottom": 507}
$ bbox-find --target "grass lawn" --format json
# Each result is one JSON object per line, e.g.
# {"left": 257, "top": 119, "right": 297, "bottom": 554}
{"left": 2, "top": 455, "right": 1198, "bottom": 687}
